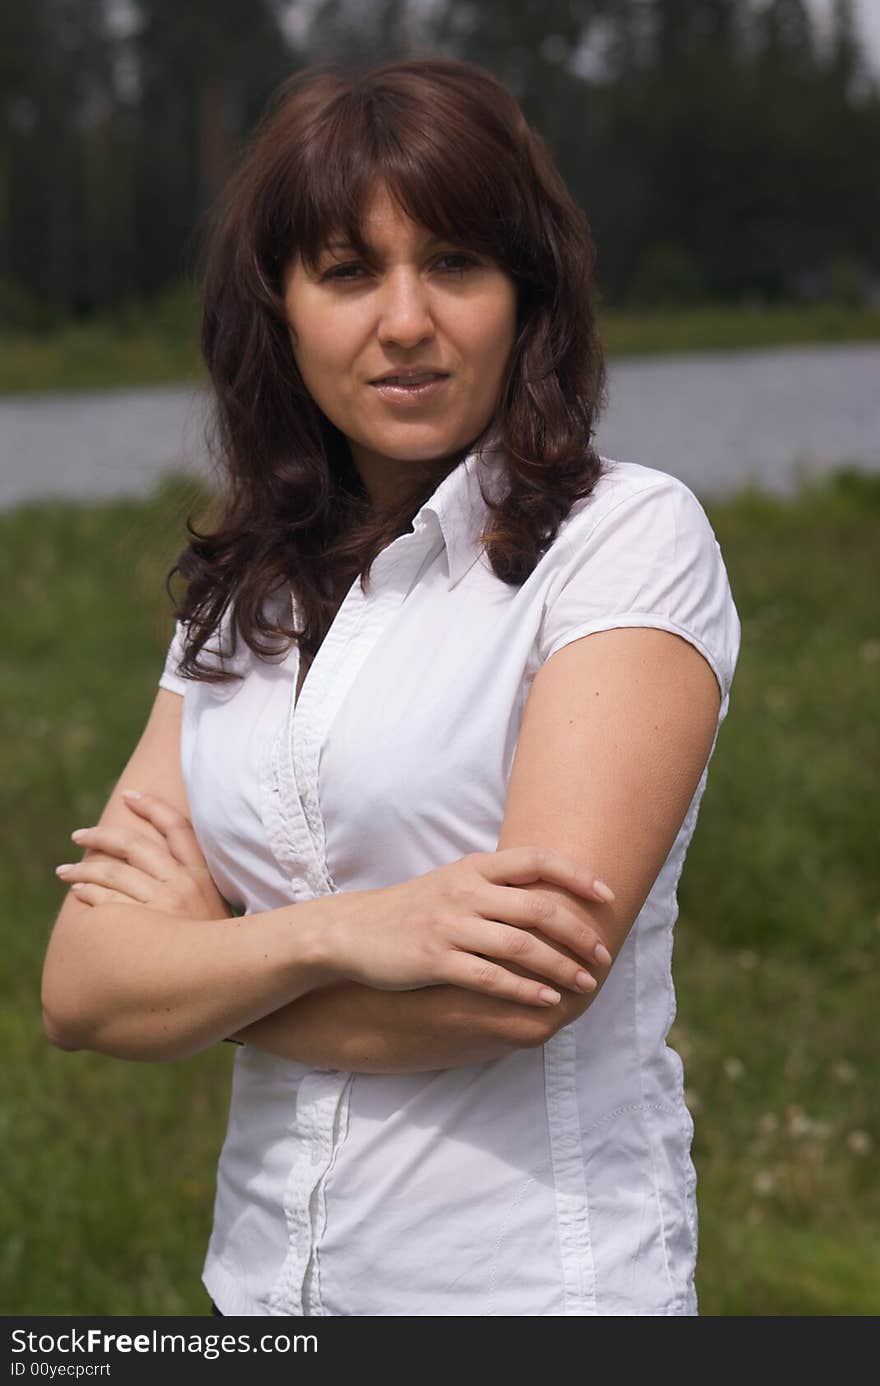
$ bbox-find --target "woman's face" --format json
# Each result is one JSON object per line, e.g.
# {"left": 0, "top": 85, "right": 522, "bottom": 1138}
{"left": 283, "top": 183, "right": 518, "bottom": 509}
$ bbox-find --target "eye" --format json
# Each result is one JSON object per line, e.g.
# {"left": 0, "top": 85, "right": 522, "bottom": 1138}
{"left": 321, "top": 261, "right": 367, "bottom": 283}
{"left": 319, "top": 251, "right": 481, "bottom": 283}
{"left": 436, "top": 252, "right": 480, "bottom": 274}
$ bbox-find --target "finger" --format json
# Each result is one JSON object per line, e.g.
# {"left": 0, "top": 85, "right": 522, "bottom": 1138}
{"left": 438, "top": 952, "right": 564, "bottom": 1009}
{"left": 120, "top": 791, "right": 205, "bottom": 871}
{"left": 478, "top": 847, "right": 616, "bottom": 904}
{"left": 70, "top": 825, "right": 176, "bottom": 880}
{"left": 66, "top": 883, "right": 131, "bottom": 907}
{"left": 486, "top": 885, "right": 614, "bottom": 968}
{"left": 469, "top": 919, "right": 598, "bottom": 995}
{"left": 55, "top": 859, "right": 156, "bottom": 903}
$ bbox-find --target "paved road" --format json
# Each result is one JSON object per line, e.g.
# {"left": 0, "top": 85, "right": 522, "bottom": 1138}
{"left": 2, "top": 342, "right": 877, "bottom": 509}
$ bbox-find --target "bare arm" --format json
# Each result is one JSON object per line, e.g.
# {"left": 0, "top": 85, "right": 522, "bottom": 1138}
{"left": 229, "top": 981, "right": 531, "bottom": 1072}
{"left": 41, "top": 690, "right": 340, "bottom": 1061}
{"left": 43, "top": 688, "right": 603, "bottom": 1064}
{"left": 229, "top": 625, "right": 722, "bottom": 1069}
{"left": 44, "top": 893, "right": 344, "bottom": 1063}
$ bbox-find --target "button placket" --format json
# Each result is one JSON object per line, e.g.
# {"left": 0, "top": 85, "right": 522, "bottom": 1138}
{"left": 266, "top": 1071, "right": 353, "bottom": 1316}
{"left": 257, "top": 577, "right": 364, "bottom": 897}
{"left": 289, "top": 531, "right": 439, "bottom": 895}
{"left": 262, "top": 526, "right": 439, "bottom": 1317}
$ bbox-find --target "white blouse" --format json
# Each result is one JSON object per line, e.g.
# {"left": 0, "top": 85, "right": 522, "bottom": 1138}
{"left": 158, "top": 446, "right": 741, "bottom": 1317}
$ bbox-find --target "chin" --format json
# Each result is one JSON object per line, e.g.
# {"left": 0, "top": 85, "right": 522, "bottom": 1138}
{"left": 365, "top": 433, "right": 469, "bottom": 463}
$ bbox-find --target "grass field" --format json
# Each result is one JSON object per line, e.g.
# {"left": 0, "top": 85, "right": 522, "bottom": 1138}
{"left": 1, "top": 466, "right": 878, "bottom": 1315}
{"left": 1, "top": 299, "right": 878, "bottom": 394}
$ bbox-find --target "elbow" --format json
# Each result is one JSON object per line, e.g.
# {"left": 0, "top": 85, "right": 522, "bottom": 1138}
{"left": 41, "top": 1002, "right": 83, "bottom": 1052}
{"left": 41, "top": 971, "right": 74, "bottom": 1050}
{"left": 40, "top": 1001, "right": 184, "bottom": 1063}
{"left": 41, "top": 933, "right": 89, "bottom": 1051}
{"left": 41, "top": 962, "right": 90, "bottom": 1052}
{"left": 41, "top": 984, "right": 187, "bottom": 1061}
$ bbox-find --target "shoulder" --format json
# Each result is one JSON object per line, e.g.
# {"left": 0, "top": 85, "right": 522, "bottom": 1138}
{"left": 544, "top": 455, "right": 727, "bottom": 591}
{"left": 558, "top": 456, "right": 710, "bottom": 545}
{"left": 536, "top": 454, "right": 740, "bottom": 702}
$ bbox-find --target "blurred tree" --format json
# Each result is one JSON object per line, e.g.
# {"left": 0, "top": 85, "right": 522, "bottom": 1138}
{"left": 0, "top": 3, "right": 42, "bottom": 285}
{"left": 829, "top": 0, "right": 861, "bottom": 95}
{"left": 0, "top": 0, "right": 119, "bottom": 318}
{"left": 758, "top": 0, "right": 815, "bottom": 75}
{"left": 627, "top": 243, "right": 707, "bottom": 307}
{"left": 303, "top": 0, "right": 413, "bottom": 68}
{"left": 825, "top": 253, "right": 871, "bottom": 306}
{"left": 131, "top": 0, "right": 298, "bottom": 298}
{"left": 653, "top": 0, "right": 740, "bottom": 70}
{"left": 2, "top": 0, "right": 878, "bottom": 322}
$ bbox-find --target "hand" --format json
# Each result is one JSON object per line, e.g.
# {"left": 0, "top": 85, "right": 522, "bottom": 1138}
{"left": 54, "top": 791, "right": 234, "bottom": 920}
{"left": 325, "top": 848, "right": 616, "bottom": 1009}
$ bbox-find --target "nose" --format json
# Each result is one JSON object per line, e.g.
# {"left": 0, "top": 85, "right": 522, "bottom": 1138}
{"left": 376, "top": 267, "right": 435, "bottom": 350}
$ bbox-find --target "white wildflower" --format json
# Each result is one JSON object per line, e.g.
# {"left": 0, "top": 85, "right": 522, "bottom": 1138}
{"left": 753, "top": 1170, "right": 776, "bottom": 1196}
{"left": 788, "top": 1111, "right": 814, "bottom": 1139}
{"left": 847, "top": 1130, "right": 873, "bottom": 1156}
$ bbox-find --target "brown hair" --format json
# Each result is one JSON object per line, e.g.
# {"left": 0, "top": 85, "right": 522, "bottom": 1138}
{"left": 169, "top": 56, "right": 607, "bottom": 682}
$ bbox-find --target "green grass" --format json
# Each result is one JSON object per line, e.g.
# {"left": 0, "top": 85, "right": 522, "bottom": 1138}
{"left": 0, "top": 323, "right": 204, "bottom": 395}
{"left": 599, "top": 302, "right": 880, "bottom": 358}
{"left": 1, "top": 466, "right": 878, "bottom": 1315}
{"left": 1, "top": 300, "right": 878, "bottom": 394}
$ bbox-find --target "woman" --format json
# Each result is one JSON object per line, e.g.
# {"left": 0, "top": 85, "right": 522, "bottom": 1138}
{"left": 42, "top": 58, "right": 741, "bottom": 1316}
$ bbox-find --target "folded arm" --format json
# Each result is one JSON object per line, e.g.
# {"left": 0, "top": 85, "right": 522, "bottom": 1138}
{"left": 42, "top": 690, "right": 558, "bottom": 1064}
{"left": 45, "top": 624, "right": 720, "bottom": 1069}
{"left": 232, "top": 624, "right": 723, "bottom": 1070}
{"left": 41, "top": 690, "right": 339, "bottom": 1062}
{"left": 228, "top": 978, "right": 541, "bottom": 1072}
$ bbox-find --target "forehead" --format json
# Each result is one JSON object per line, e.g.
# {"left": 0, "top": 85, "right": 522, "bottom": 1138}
{"left": 320, "top": 189, "right": 455, "bottom": 266}
{"left": 292, "top": 171, "right": 488, "bottom": 275}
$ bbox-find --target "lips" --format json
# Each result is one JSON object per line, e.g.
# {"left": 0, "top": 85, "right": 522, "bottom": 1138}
{"left": 369, "top": 371, "right": 449, "bottom": 385}
{"left": 369, "top": 373, "right": 451, "bottom": 404}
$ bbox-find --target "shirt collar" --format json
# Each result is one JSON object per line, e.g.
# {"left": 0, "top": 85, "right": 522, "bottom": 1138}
{"left": 414, "top": 434, "right": 509, "bottom": 589}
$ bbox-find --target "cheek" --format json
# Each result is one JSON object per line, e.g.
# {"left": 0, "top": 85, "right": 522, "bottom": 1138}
{"left": 285, "top": 288, "right": 349, "bottom": 380}
{"left": 470, "top": 299, "right": 517, "bottom": 383}
{"left": 289, "top": 322, "right": 348, "bottom": 405}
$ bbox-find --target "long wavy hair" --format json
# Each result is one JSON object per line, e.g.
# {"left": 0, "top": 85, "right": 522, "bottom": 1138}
{"left": 168, "top": 56, "right": 607, "bottom": 683}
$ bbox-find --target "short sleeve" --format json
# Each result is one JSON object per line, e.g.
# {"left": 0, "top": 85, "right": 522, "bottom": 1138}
{"left": 157, "top": 619, "right": 189, "bottom": 696}
{"left": 538, "top": 478, "right": 741, "bottom": 709}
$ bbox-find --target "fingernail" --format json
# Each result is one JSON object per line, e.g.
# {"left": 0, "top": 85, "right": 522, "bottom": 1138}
{"left": 593, "top": 878, "right": 616, "bottom": 902}
{"left": 121, "top": 789, "right": 142, "bottom": 800}
{"left": 70, "top": 829, "right": 89, "bottom": 842}
{"left": 594, "top": 943, "right": 613, "bottom": 967}
{"left": 576, "top": 970, "right": 597, "bottom": 992}
{"left": 55, "top": 864, "right": 74, "bottom": 876}
{"left": 539, "top": 987, "right": 562, "bottom": 1005}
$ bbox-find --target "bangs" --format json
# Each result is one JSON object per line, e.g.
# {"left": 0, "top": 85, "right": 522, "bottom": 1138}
{"left": 283, "top": 85, "right": 533, "bottom": 276}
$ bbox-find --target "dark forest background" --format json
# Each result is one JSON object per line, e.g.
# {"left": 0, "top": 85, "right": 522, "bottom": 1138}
{"left": 1, "top": 0, "right": 878, "bottom": 328}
